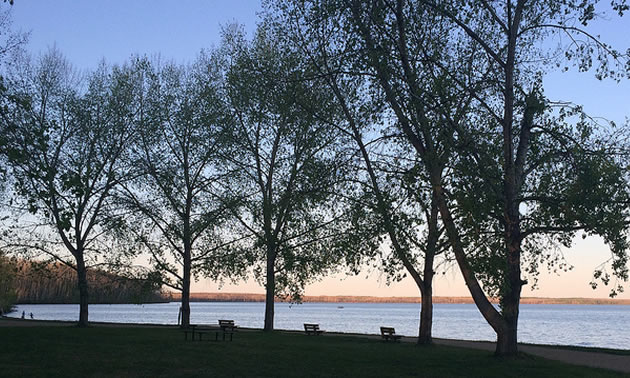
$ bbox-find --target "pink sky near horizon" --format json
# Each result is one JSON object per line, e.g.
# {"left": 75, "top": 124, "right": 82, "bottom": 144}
{"left": 194, "top": 236, "right": 630, "bottom": 299}
{"left": 10, "top": 1, "right": 630, "bottom": 300}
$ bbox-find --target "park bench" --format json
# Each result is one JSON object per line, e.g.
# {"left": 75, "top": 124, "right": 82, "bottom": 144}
{"left": 304, "top": 323, "right": 325, "bottom": 336}
{"left": 380, "top": 326, "right": 402, "bottom": 342}
{"left": 218, "top": 319, "right": 237, "bottom": 341}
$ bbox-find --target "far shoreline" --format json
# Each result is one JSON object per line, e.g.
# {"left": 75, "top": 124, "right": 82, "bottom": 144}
{"left": 10, "top": 292, "right": 630, "bottom": 306}
{"left": 164, "top": 292, "right": 630, "bottom": 305}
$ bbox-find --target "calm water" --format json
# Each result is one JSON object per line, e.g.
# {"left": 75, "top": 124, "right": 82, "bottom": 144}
{"left": 7, "top": 302, "right": 630, "bottom": 350}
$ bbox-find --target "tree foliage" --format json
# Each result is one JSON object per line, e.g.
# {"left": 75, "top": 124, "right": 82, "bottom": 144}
{"left": 0, "top": 254, "right": 17, "bottom": 313}
{"left": 221, "top": 23, "right": 352, "bottom": 330}
{"left": 0, "top": 49, "right": 138, "bottom": 326}
{"left": 10, "top": 259, "right": 163, "bottom": 305}
{"left": 118, "top": 55, "right": 244, "bottom": 327}
{"left": 275, "top": 0, "right": 630, "bottom": 356}
{"left": 266, "top": 0, "right": 454, "bottom": 343}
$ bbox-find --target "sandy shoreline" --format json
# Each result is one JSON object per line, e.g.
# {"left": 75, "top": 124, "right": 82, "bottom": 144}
{"left": 2, "top": 316, "right": 629, "bottom": 373}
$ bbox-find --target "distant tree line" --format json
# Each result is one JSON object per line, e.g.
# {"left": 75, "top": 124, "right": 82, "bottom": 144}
{"left": 11, "top": 259, "right": 163, "bottom": 304}
{"left": 0, "top": 1, "right": 629, "bottom": 357}
{"left": 0, "top": 255, "right": 17, "bottom": 313}
{"left": 0, "top": 256, "right": 162, "bottom": 313}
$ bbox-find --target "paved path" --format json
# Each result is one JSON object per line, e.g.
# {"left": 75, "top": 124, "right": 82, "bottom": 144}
{"left": 432, "top": 338, "right": 630, "bottom": 374}
{"left": 2, "top": 317, "right": 629, "bottom": 373}
{"left": 309, "top": 330, "right": 630, "bottom": 374}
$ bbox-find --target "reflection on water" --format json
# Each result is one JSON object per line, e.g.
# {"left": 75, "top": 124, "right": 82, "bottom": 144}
{"left": 7, "top": 302, "right": 630, "bottom": 350}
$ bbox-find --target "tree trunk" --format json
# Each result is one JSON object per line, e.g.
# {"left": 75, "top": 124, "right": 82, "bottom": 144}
{"left": 432, "top": 184, "right": 509, "bottom": 340}
{"left": 180, "top": 250, "right": 191, "bottom": 328}
{"left": 495, "top": 302, "right": 519, "bottom": 356}
{"left": 494, "top": 216, "right": 523, "bottom": 356}
{"left": 494, "top": 2, "right": 526, "bottom": 356}
{"left": 263, "top": 245, "right": 276, "bottom": 332}
{"left": 418, "top": 283, "right": 433, "bottom": 344}
{"left": 76, "top": 252, "right": 89, "bottom": 327}
{"left": 418, "top": 194, "right": 439, "bottom": 345}
{"left": 496, "top": 275, "right": 520, "bottom": 356}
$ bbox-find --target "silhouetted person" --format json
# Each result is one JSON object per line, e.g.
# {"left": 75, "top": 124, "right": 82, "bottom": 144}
{"left": 29, "top": 312, "right": 33, "bottom": 319}
{"left": 21, "top": 311, "right": 25, "bottom": 319}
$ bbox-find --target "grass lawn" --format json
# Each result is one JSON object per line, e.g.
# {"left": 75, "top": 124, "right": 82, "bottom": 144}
{"left": 0, "top": 326, "right": 625, "bottom": 377}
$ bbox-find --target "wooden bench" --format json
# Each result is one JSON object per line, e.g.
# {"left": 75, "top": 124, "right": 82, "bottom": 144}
{"left": 219, "top": 319, "right": 235, "bottom": 328}
{"left": 304, "top": 323, "right": 325, "bottom": 336}
{"left": 218, "top": 319, "right": 237, "bottom": 341}
{"left": 380, "top": 326, "right": 402, "bottom": 342}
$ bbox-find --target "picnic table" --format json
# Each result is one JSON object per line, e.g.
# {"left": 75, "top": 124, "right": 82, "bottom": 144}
{"left": 183, "top": 320, "right": 238, "bottom": 342}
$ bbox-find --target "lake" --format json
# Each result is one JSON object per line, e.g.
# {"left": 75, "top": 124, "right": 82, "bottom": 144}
{"left": 7, "top": 302, "right": 630, "bottom": 350}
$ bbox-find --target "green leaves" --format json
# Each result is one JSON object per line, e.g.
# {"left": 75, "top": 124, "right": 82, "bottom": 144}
{"left": 0, "top": 48, "right": 136, "bottom": 292}
{"left": 221, "top": 21, "right": 351, "bottom": 304}
{"left": 116, "top": 52, "right": 244, "bottom": 296}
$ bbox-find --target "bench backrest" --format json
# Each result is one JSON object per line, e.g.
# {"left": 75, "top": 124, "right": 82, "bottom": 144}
{"left": 304, "top": 323, "right": 320, "bottom": 331}
{"left": 219, "top": 319, "right": 236, "bottom": 332}
{"left": 380, "top": 327, "right": 396, "bottom": 335}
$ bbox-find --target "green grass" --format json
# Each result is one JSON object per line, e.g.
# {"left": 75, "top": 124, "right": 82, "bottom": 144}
{"left": 0, "top": 326, "right": 625, "bottom": 377}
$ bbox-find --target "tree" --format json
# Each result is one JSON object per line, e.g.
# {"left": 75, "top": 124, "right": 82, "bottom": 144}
{"left": 222, "top": 24, "right": 351, "bottom": 331}
{"left": 0, "top": 50, "right": 138, "bottom": 326}
{"left": 279, "top": 0, "right": 630, "bottom": 356}
{"left": 0, "top": 3, "right": 27, "bottom": 317}
{"left": 118, "top": 56, "right": 242, "bottom": 328}
{"left": 268, "top": 0, "right": 453, "bottom": 344}
{"left": 0, "top": 5, "right": 27, "bottom": 64}
{"left": 337, "top": 0, "right": 630, "bottom": 356}
{"left": 0, "top": 255, "right": 17, "bottom": 314}
{"left": 9, "top": 259, "right": 163, "bottom": 304}
{"left": 0, "top": 4, "right": 28, "bottom": 197}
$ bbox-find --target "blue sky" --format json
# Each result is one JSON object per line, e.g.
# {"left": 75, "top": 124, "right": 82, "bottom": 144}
{"left": 11, "top": 1, "right": 629, "bottom": 120}
{"left": 11, "top": 1, "right": 261, "bottom": 68}
{"left": 543, "top": 14, "right": 630, "bottom": 126}
{"left": 8, "top": 1, "right": 630, "bottom": 298}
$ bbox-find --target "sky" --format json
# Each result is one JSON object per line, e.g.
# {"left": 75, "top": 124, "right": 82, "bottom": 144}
{"left": 7, "top": 1, "right": 630, "bottom": 299}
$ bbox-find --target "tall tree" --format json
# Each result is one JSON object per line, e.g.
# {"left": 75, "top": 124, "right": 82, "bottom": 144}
{"left": 222, "top": 24, "right": 350, "bottom": 331}
{"left": 0, "top": 4, "right": 28, "bottom": 197}
{"left": 118, "top": 56, "right": 242, "bottom": 328}
{"left": 0, "top": 50, "right": 138, "bottom": 326}
{"left": 284, "top": 0, "right": 630, "bottom": 355}
{"left": 340, "top": 0, "right": 630, "bottom": 356}
{"left": 268, "top": 0, "right": 453, "bottom": 344}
